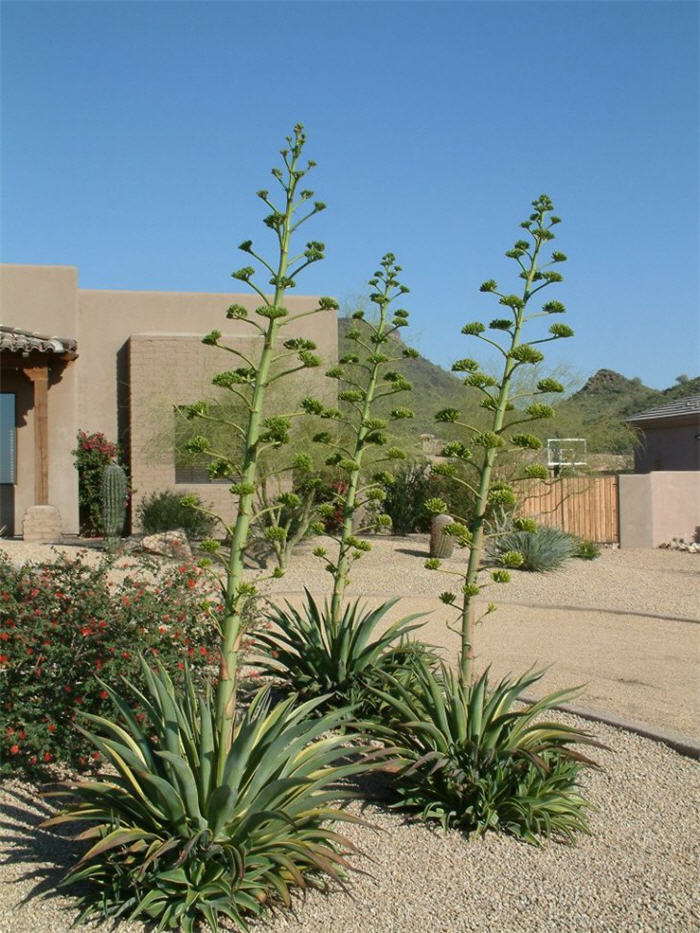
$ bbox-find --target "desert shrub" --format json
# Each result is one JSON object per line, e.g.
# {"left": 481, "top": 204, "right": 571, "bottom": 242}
{"left": 255, "top": 592, "right": 431, "bottom": 717}
{"left": 0, "top": 550, "right": 226, "bottom": 776}
{"left": 491, "top": 525, "right": 577, "bottom": 572}
{"left": 137, "top": 489, "right": 216, "bottom": 539}
{"left": 574, "top": 538, "right": 601, "bottom": 560}
{"left": 382, "top": 462, "right": 433, "bottom": 534}
{"left": 368, "top": 660, "right": 601, "bottom": 843}
{"left": 72, "top": 430, "right": 122, "bottom": 536}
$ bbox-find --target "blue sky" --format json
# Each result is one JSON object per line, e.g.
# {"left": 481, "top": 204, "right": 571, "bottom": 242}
{"left": 2, "top": 1, "right": 698, "bottom": 391}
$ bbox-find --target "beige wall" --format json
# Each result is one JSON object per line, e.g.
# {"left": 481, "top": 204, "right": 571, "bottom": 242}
{"left": 619, "top": 472, "right": 700, "bottom": 547}
{"left": 129, "top": 325, "right": 337, "bottom": 530}
{"left": 0, "top": 265, "right": 80, "bottom": 534}
{"left": 1, "top": 264, "right": 338, "bottom": 536}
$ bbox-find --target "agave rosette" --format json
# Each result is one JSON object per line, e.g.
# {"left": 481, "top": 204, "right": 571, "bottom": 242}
{"left": 368, "top": 660, "right": 604, "bottom": 843}
{"left": 254, "top": 590, "right": 429, "bottom": 714}
{"left": 42, "top": 662, "right": 375, "bottom": 931}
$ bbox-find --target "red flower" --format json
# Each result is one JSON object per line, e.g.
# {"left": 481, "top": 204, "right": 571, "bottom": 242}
{"left": 91, "top": 751, "right": 100, "bottom": 761}
{"left": 0, "top": 655, "right": 7, "bottom": 664}
{"left": 95, "top": 658, "right": 103, "bottom": 670}
{"left": 100, "top": 690, "right": 108, "bottom": 700}
{"left": 29, "top": 755, "right": 37, "bottom": 765}
{"left": 17, "top": 730, "right": 26, "bottom": 739}
{"left": 186, "top": 578, "right": 196, "bottom": 589}
{"left": 199, "top": 646, "right": 208, "bottom": 656}
{"left": 47, "top": 724, "right": 56, "bottom": 733}
{"left": 9, "top": 745, "right": 19, "bottom": 755}
{"left": 44, "top": 751, "right": 53, "bottom": 762}
{"left": 0, "top": 632, "right": 9, "bottom": 641}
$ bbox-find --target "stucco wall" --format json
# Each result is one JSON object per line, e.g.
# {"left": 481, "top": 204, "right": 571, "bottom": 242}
{"left": 0, "top": 265, "right": 80, "bottom": 534}
{"left": 619, "top": 472, "right": 700, "bottom": 547}
{"left": 1, "top": 264, "right": 337, "bottom": 537}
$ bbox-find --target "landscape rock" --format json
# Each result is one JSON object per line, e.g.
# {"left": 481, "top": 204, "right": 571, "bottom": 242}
{"left": 140, "top": 529, "right": 192, "bottom": 561}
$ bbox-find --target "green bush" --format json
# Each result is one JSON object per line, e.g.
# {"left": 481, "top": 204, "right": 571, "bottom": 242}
{"left": 382, "top": 462, "right": 433, "bottom": 534}
{"left": 137, "top": 489, "right": 216, "bottom": 540}
{"left": 44, "top": 666, "right": 373, "bottom": 932}
{"left": 368, "top": 660, "right": 601, "bottom": 843}
{"left": 575, "top": 538, "right": 601, "bottom": 560}
{"left": 255, "top": 591, "right": 430, "bottom": 717}
{"left": 491, "top": 525, "right": 578, "bottom": 572}
{"left": 0, "top": 550, "right": 226, "bottom": 776}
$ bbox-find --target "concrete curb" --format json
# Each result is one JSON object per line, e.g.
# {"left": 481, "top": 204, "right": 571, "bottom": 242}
{"left": 521, "top": 695, "right": 700, "bottom": 760}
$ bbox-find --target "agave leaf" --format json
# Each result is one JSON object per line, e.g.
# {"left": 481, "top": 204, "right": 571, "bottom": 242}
{"left": 207, "top": 785, "right": 239, "bottom": 837}
{"left": 155, "top": 750, "right": 206, "bottom": 826}
{"left": 197, "top": 693, "right": 217, "bottom": 801}
{"left": 75, "top": 827, "right": 158, "bottom": 868}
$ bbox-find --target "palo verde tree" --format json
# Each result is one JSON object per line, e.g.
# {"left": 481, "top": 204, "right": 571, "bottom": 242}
{"left": 309, "top": 254, "right": 417, "bottom": 626}
{"left": 425, "top": 194, "right": 572, "bottom": 686}
{"left": 180, "top": 124, "right": 337, "bottom": 748}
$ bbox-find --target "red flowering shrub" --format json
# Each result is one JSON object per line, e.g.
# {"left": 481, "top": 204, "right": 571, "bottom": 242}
{"left": 0, "top": 550, "right": 238, "bottom": 777}
{"left": 72, "top": 430, "right": 126, "bottom": 536}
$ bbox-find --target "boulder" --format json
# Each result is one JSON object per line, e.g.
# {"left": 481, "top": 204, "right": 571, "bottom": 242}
{"left": 141, "top": 529, "right": 193, "bottom": 561}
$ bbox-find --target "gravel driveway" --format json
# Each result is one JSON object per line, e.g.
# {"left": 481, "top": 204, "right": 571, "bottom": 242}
{"left": 0, "top": 537, "right": 698, "bottom": 931}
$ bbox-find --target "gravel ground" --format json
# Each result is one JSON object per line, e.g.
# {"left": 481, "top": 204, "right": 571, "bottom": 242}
{"left": 0, "top": 717, "right": 698, "bottom": 933}
{"left": 0, "top": 537, "right": 698, "bottom": 931}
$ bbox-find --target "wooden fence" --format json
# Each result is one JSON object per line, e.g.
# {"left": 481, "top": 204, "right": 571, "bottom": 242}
{"left": 514, "top": 475, "right": 619, "bottom": 543}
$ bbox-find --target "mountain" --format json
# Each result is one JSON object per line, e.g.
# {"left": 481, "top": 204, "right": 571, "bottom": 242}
{"left": 337, "top": 317, "right": 700, "bottom": 456}
{"left": 337, "top": 317, "right": 479, "bottom": 440}
{"left": 550, "top": 370, "right": 700, "bottom": 453}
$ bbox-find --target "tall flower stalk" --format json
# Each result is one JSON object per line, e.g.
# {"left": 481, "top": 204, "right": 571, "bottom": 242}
{"left": 311, "top": 254, "right": 416, "bottom": 628}
{"left": 182, "top": 125, "right": 337, "bottom": 754}
{"left": 426, "top": 195, "right": 572, "bottom": 686}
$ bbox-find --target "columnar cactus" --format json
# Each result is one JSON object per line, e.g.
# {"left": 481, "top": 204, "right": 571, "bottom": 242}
{"left": 101, "top": 462, "right": 127, "bottom": 542}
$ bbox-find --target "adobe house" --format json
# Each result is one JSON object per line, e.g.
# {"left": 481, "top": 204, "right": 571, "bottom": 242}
{"left": 0, "top": 264, "right": 337, "bottom": 541}
{"left": 618, "top": 395, "right": 700, "bottom": 547}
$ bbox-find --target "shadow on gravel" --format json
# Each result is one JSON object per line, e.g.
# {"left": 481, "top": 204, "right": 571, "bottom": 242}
{"left": 395, "top": 547, "right": 429, "bottom": 559}
{"left": 0, "top": 782, "right": 88, "bottom": 910}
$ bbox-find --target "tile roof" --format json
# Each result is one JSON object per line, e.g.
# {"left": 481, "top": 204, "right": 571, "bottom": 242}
{"left": 0, "top": 325, "right": 78, "bottom": 358}
{"left": 626, "top": 395, "right": 700, "bottom": 423}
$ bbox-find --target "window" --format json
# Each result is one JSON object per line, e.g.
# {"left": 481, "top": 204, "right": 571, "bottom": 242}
{"left": 0, "top": 394, "right": 16, "bottom": 484}
{"left": 173, "top": 404, "right": 236, "bottom": 484}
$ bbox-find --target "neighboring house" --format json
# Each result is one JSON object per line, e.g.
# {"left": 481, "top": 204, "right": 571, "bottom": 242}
{"left": 0, "top": 264, "right": 337, "bottom": 540}
{"left": 618, "top": 395, "right": 700, "bottom": 548}
{"left": 626, "top": 395, "right": 700, "bottom": 472}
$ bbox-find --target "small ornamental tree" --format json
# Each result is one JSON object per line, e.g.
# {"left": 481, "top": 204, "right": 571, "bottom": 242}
{"left": 425, "top": 194, "right": 572, "bottom": 686}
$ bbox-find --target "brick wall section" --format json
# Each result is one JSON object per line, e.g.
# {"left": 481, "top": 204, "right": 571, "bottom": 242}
{"left": 129, "top": 329, "right": 337, "bottom": 531}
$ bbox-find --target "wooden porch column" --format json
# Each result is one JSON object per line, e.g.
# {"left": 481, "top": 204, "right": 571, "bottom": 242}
{"left": 25, "top": 365, "right": 49, "bottom": 505}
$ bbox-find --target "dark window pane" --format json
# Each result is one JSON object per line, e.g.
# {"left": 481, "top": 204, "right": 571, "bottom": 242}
{"left": 0, "top": 394, "right": 16, "bottom": 484}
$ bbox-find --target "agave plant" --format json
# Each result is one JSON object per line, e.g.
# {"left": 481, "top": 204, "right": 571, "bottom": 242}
{"left": 368, "top": 659, "right": 603, "bottom": 844}
{"left": 42, "top": 662, "right": 375, "bottom": 931}
{"left": 255, "top": 591, "right": 431, "bottom": 717}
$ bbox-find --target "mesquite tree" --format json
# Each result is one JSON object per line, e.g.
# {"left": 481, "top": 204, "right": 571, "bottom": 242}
{"left": 425, "top": 194, "right": 572, "bottom": 686}
{"left": 309, "top": 254, "right": 416, "bottom": 627}
{"left": 181, "top": 125, "right": 337, "bottom": 751}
